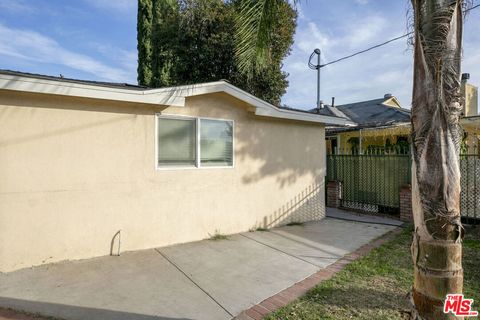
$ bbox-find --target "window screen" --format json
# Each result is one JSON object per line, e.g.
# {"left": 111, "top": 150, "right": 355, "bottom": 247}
{"left": 157, "top": 118, "right": 196, "bottom": 167}
{"left": 200, "top": 119, "right": 233, "bottom": 167}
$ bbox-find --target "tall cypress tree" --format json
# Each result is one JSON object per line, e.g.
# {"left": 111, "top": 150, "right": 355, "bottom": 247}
{"left": 137, "top": 0, "right": 154, "bottom": 86}
{"left": 137, "top": 0, "right": 296, "bottom": 105}
{"left": 151, "top": 0, "right": 179, "bottom": 87}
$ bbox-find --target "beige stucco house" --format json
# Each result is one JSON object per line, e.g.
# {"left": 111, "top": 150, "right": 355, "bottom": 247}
{"left": 0, "top": 70, "right": 351, "bottom": 272}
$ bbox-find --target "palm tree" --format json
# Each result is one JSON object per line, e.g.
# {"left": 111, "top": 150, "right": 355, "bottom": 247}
{"left": 235, "top": 1, "right": 465, "bottom": 319}
{"left": 410, "top": 0, "right": 464, "bottom": 319}
{"left": 235, "top": 0, "right": 295, "bottom": 74}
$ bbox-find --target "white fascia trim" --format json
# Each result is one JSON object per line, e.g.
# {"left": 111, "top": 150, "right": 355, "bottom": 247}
{"left": 150, "top": 81, "right": 356, "bottom": 126}
{"left": 0, "top": 74, "right": 355, "bottom": 125}
{"left": 0, "top": 74, "right": 185, "bottom": 107}
{"left": 254, "top": 107, "right": 355, "bottom": 125}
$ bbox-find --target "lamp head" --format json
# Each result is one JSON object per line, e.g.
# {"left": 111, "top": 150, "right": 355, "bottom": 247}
{"left": 314, "top": 48, "right": 321, "bottom": 54}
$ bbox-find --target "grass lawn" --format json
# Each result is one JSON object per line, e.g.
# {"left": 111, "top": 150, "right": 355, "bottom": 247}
{"left": 265, "top": 225, "right": 480, "bottom": 320}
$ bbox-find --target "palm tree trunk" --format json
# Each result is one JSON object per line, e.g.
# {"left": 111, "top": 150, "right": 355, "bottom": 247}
{"left": 410, "top": 0, "right": 464, "bottom": 319}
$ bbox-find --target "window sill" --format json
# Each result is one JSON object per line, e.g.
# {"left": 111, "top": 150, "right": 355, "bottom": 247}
{"left": 156, "top": 166, "right": 235, "bottom": 171}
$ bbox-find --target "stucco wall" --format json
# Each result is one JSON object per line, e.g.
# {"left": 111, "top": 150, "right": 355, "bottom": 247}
{"left": 0, "top": 90, "right": 326, "bottom": 272}
{"left": 464, "top": 83, "right": 478, "bottom": 117}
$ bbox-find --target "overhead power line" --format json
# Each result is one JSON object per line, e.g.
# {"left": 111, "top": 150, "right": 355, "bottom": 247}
{"left": 319, "top": 2, "right": 479, "bottom": 69}
{"left": 468, "top": 3, "right": 480, "bottom": 11}
{"left": 320, "top": 33, "right": 412, "bottom": 68}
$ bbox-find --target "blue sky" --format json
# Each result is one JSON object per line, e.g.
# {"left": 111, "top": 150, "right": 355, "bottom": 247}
{"left": 1, "top": 0, "right": 479, "bottom": 109}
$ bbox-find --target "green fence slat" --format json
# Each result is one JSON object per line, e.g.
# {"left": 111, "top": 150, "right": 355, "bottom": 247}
{"left": 326, "top": 152, "right": 480, "bottom": 220}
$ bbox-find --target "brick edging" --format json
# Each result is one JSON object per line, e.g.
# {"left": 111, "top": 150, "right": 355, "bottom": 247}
{"left": 0, "top": 308, "right": 46, "bottom": 320}
{"left": 234, "top": 227, "right": 404, "bottom": 320}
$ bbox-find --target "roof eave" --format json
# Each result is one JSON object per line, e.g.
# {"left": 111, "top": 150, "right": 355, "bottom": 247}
{"left": 0, "top": 73, "right": 186, "bottom": 107}
{"left": 254, "top": 107, "right": 356, "bottom": 125}
{"left": 0, "top": 72, "right": 355, "bottom": 125}
{"left": 326, "top": 121, "right": 411, "bottom": 135}
{"left": 164, "top": 81, "right": 356, "bottom": 125}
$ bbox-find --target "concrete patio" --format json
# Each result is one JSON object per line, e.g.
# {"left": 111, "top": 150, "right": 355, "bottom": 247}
{"left": 0, "top": 209, "right": 402, "bottom": 320}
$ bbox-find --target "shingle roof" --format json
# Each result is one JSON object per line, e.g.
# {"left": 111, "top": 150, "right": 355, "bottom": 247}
{"left": 277, "top": 105, "right": 345, "bottom": 119}
{"left": 0, "top": 69, "right": 148, "bottom": 91}
{"left": 311, "top": 106, "right": 337, "bottom": 117}
{"left": 309, "top": 97, "right": 410, "bottom": 127}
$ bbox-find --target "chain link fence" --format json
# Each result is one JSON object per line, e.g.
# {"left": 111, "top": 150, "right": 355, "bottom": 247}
{"left": 327, "top": 153, "right": 411, "bottom": 214}
{"left": 327, "top": 151, "right": 480, "bottom": 223}
{"left": 461, "top": 154, "right": 480, "bottom": 224}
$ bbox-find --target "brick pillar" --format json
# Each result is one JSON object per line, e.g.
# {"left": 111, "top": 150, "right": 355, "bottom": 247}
{"left": 327, "top": 181, "right": 342, "bottom": 208}
{"left": 400, "top": 184, "right": 413, "bottom": 222}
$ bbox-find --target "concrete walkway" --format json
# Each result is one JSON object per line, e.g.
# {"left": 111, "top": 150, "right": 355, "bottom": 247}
{"left": 0, "top": 209, "right": 401, "bottom": 320}
{"left": 326, "top": 207, "right": 404, "bottom": 227}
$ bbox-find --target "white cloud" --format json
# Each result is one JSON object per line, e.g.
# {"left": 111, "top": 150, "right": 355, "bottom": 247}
{"left": 463, "top": 11, "right": 480, "bottom": 90}
{"left": 0, "top": 23, "right": 135, "bottom": 83}
{"left": 283, "top": 3, "right": 480, "bottom": 110}
{"left": 295, "top": 22, "right": 332, "bottom": 54}
{"left": 354, "top": 0, "right": 369, "bottom": 5}
{"left": 463, "top": 48, "right": 480, "bottom": 90}
{"left": 282, "top": 10, "right": 413, "bottom": 109}
{"left": 341, "top": 16, "right": 388, "bottom": 49}
{"left": 84, "top": 0, "right": 136, "bottom": 12}
{"left": 0, "top": 0, "right": 33, "bottom": 13}
{"left": 295, "top": 4, "right": 306, "bottom": 19}
{"left": 91, "top": 42, "right": 138, "bottom": 79}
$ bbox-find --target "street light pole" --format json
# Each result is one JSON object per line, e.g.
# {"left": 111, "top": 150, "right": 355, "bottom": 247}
{"left": 309, "top": 48, "right": 322, "bottom": 108}
{"left": 316, "top": 49, "right": 321, "bottom": 108}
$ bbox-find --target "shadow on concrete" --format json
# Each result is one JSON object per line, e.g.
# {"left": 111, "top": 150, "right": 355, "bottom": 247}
{"left": 252, "top": 216, "right": 397, "bottom": 267}
{"left": 269, "top": 229, "right": 344, "bottom": 259}
{"left": 0, "top": 297, "right": 193, "bottom": 320}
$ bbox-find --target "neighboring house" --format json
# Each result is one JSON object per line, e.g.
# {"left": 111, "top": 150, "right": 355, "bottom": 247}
{"left": 0, "top": 70, "right": 351, "bottom": 272}
{"left": 318, "top": 73, "right": 480, "bottom": 155}
{"left": 462, "top": 73, "right": 479, "bottom": 117}
{"left": 461, "top": 74, "right": 480, "bottom": 153}
{"left": 312, "top": 94, "right": 410, "bottom": 154}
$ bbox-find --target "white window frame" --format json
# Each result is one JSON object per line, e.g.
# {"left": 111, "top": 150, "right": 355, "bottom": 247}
{"left": 155, "top": 113, "right": 235, "bottom": 170}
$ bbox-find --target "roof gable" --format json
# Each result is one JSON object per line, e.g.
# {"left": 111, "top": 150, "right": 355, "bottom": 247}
{"left": 312, "top": 96, "right": 410, "bottom": 127}
{"left": 383, "top": 96, "right": 402, "bottom": 108}
{"left": 0, "top": 70, "right": 354, "bottom": 126}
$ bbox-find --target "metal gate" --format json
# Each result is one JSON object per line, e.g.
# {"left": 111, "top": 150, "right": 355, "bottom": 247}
{"left": 461, "top": 154, "right": 480, "bottom": 224}
{"left": 327, "top": 153, "right": 480, "bottom": 221}
{"left": 326, "top": 154, "right": 411, "bottom": 214}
